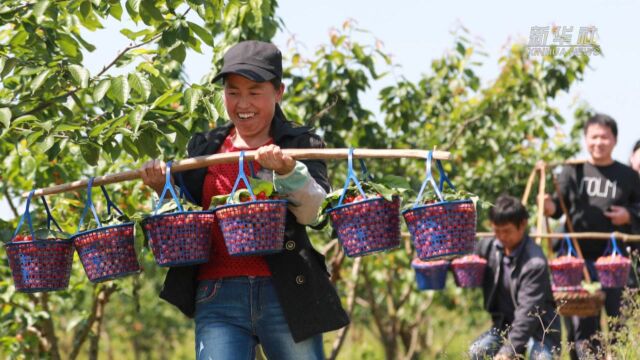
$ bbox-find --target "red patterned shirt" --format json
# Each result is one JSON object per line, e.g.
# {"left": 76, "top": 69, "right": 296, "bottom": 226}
{"left": 197, "top": 133, "right": 273, "bottom": 280}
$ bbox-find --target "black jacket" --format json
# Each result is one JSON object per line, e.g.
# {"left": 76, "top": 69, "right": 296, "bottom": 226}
{"left": 476, "top": 236, "right": 561, "bottom": 356}
{"left": 159, "top": 106, "right": 350, "bottom": 342}
{"left": 551, "top": 162, "right": 640, "bottom": 259}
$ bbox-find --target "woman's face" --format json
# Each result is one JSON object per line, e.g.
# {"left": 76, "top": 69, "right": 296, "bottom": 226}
{"left": 223, "top": 74, "right": 284, "bottom": 141}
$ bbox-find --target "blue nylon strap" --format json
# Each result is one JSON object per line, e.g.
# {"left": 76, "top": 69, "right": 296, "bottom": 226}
{"left": 40, "top": 196, "right": 62, "bottom": 231}
{"left": 77, "top": 177, "right": 102, "bottom": 232}
{"left": 154, "top": 161, "right": 183, "bottom": 214}
{"left": 100, "top": 185, "right": 123, "bottom": 216}
{"left": 413, "top": 151, "right": 444, "bottom": 209}
{"left": 605, "top": 233, "right": 622, "bottom": 256}
{"left": 563, "top": 235, "right": 578, "bottom": 257}
{"left": 436, "top": 159, "right": 456, "bottom": 192}
{"left": 358, "top": 158, "right": 373, "bottom": 181}
{"left": 227, "top": 151, "right": 256, "bottom": 204}
{"left": 176, "top": 172, "right": 196, "bottom": 204}
{"left": 248, "top": 161, "right": 257, "bottom": 178}
{"left": 337, "top": 148, "right": 367, "bottom": 206}
{"left": 12, "top": 190, "right": 36, "bottom": 240}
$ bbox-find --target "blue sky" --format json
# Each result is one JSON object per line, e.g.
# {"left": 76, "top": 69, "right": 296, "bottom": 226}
{"left": 2, "top": 0, "right": 638, "bottom": 220}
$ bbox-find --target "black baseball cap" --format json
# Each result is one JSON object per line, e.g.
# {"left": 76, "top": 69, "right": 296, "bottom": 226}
{"left": 634, "top": 140, "right": 640, "bottom": 152}
{"left": 212, "top": 40, "right": 282, "bottom": 83}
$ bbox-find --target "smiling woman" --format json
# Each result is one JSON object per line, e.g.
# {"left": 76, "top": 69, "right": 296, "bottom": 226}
{"left": 138, "top": 40, "right": 349, "bottom": 360}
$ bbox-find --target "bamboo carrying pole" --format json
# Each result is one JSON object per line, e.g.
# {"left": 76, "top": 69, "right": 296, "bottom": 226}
{"left": 23, "top": 149, "right": 451, "bottom": 198}
{"left": 474, "top": 232, "right": 640, "bottom": 242}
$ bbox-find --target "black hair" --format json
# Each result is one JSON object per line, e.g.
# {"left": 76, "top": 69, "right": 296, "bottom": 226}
{"left": 488, "top": 194, "right": 529, "bottom": 226}
{"left": 584, "top": 113, "right": 618, "bottom": 138}
{"left": 633, "top": 139, "right": 640, "bottom": 153}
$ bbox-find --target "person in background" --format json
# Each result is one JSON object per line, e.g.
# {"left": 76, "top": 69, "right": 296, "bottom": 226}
{"left": 140, "top": 40, "right": 348, "bottom": 359}
{"left": 630, "top": 139, "right": 640, "bottom": 173}
{"left": 470, "top": 195, "right": 560, "bottom": 360}
{"left": 543, "top": 114, "right": 640, "bottom": 358}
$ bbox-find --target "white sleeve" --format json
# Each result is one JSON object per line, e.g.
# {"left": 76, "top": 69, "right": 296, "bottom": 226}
{"left": 272, "top": 161, "right": 327, "bottom": 225}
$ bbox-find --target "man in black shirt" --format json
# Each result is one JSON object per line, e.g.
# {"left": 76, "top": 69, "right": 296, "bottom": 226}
{"left": 543, "top": 114, "right": 640, "bottom": 357}
{"left": 470, "top": 195, "right": 560, "bottom": 360}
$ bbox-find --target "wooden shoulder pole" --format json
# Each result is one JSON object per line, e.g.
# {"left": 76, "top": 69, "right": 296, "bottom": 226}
{"left": 23, "top": 148, "right": 451, "bottom": 197}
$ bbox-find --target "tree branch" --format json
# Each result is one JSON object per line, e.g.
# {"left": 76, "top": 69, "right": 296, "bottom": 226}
{"left": 38, "top": 293, "right": 61, "bottom": 360}
{"left": 69, "top": 283, "right": 117, "bottom": 360}
{"left": 3, "top": 187, "right": 19, "bottom": 218}
{"left": 443, "top": 114, "right": 483, "bottom": 151}
{"left": 328, "top": 257, "right": 362, "bottom": 360}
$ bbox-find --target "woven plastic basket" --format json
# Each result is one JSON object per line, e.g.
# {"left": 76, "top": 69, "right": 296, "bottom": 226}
{"left": 554, "top": 290, "right": 605, "bottom": 317}
{"left": 451, "top": 255, "right": 487, "bottom": 288}
{"left": 403, "top": 152, "right": 476, "bottom": 261}
{"left": 213, "top": 151, "right": 287, "bottom": 256}
{"left": 550, "top": 237, "right": 584, "bottom": 290}
{"left": 72, "top": 180, "right": 140, "bottom": 282}
{"left": 595, "top": 234, "right": 631, "bottom": 288}
{"left": 327, "top": 150, "right": 401, "bottom": 257}
{"left": 411, "top": 258, "right": 449, "bottom": 290}
{"left": 142, "top": 162, "right": 214, "bottom": 266}
{"left": 5, "top": 191, "right": 73, "bottom": 293}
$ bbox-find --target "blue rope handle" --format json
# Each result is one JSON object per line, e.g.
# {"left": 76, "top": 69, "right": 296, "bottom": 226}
{"left": 358, "top": 158, "right": 373, "bottom": 181}
{"left": 227, "top": 151, "right": 257, "bottom": 204}
{"left": 12, "top": 190, "right": 36, "bottom": 241}
{"left": 77, "top": 177, "right": 103, "bottom": 232}
{"left": 436, "top": 159, "right": 456, "bottom": 192}
{"left": 604, "top": 233, "right": 623, "bottom": 257}
{"left": 337, "top": 148, "right": 367, "bottom": 206}
{"left": 100, "top": 185, "right": 124, "bottom": 216}
{"left": 562, "top": 235, "right": 578, "bottom": 257}
{"left": 154, "top": 161, "right": 183, "bottom": 214}
{"left": 41, "top": 196, "right": 62, "bottom": 232}
{"left": 175, "top": 172, "right": 197, "bottom": 204}
{"left": 412, "top": 151, "right": 444, "bottom": 209}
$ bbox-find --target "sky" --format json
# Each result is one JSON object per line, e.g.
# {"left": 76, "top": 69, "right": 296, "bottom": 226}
{"left": 1, "top": 0, "right": 638, "bottom": 220}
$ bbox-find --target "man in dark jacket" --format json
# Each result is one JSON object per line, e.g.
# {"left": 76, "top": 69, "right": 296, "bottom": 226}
{"left": 470, "top": 195, "right": 560, "bottom": 360}
{"left": 543, "top": 114, "right": 640, "bottom": 357}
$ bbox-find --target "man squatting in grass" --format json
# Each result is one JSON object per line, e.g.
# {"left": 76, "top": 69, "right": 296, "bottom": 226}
{"left": 470, "top": 195, "right": 561, "bottom": 360}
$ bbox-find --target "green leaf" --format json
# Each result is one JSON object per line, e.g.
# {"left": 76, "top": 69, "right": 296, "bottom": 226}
{"left": 11, "top": 114, "right": 38, "bottom": 127}
{"left": 138, "top": 62, "right": 159, "bottom": 77}
{"left": 140, "top": 0, "right": 164, "bottom": 23}
{"left": 188, "top": 21, "right": 213, "bottom": 46}
{"left": 93, "top": 78, "right": 111, "bottom": 102}
{"left": 136, "top": 129, "right": 160, "bottom": 158}
{"left": 109, "top": 2, "right": 123, "bottom": 19}
{"left": 69, "top": 65, "right": 90, "bottom": 88}
{"left": 108, "top": 75, "right": 130, "bottom": 105}
{"left": 126, "top": 0, "right": 141, "bottom": 14}
{"left": 58, "top": 34, "right": 79, "bottom": 58}
{"left": 0, "top": 108, "right": 11, "bottom": 128}
{"left": 33, "top": 0, "right": 50, "bottom": 23}
{"left": 36, "top": 136, "right": 55, "bottom": 153}
{"left": 0, "top": 57, "right": 17, "bottom": 78}
{"left": 81, "top": 142, "right": 101, "bottom": 165}
{"left": 26, "top": 130, "right": 44, "bottom": 146}
{"left": 128, "top": 106, "right": 147, "bottom": 134}
{"left": 169, "top": 43, "right": 186, "bottom": 63}
{"left": 128, "top": 72, "right": 151, "bottom": 100}
{"left": 184, "top": 87, "right": 201, "bottom": 113}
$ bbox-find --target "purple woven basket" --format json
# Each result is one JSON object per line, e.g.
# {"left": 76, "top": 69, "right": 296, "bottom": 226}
{"left": 5, "top": 238, "right": 74, "bottom": 293}
{"left": 595, "top": 256, "right": 631, "bottom": 288}
{"left": 451, "top": 256, "right": 486, "bottom": 288}
{"left": 412, "top": 259, "right": 449, "bottom": 290}
{"left": 142, "top": 211, "right": 215, "bottom": 266}
{"left": 215, "top": 200, "right": 287, "bottom": 256}
{"left": 403, "top": 200, "right": 476, "bottom": 261}
{"left": 549, "top": 256, "right": 584, "bottom": 289}
{"left": 72, "top": 223, "right": 140, "bottom": 282}
{"left": 328, "top": 196, "right": 401, "bottom": 257}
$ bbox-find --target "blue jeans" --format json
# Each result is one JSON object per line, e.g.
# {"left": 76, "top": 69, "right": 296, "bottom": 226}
{"left": 469, "top": 329, "right": 556, "bottom": 360}
{"left": 194, "top": 277, "right": 324, "bottom": 360}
